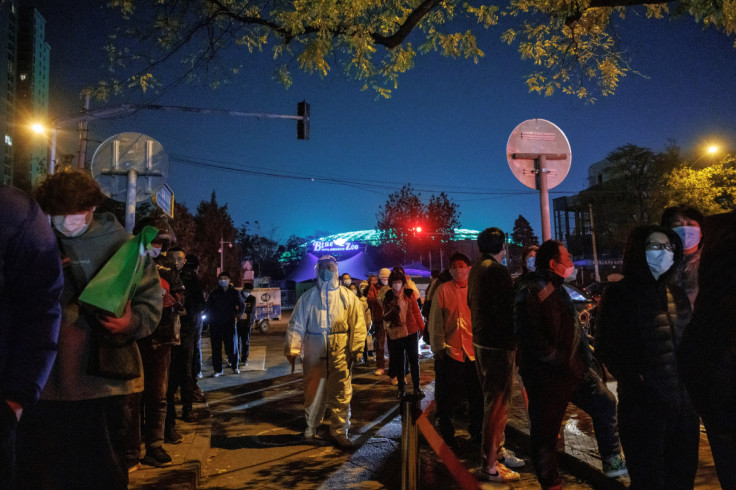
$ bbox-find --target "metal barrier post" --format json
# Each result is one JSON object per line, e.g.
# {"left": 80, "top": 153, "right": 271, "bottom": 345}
{"left": 401, "top": 395, "right": 420, "bottom": 490}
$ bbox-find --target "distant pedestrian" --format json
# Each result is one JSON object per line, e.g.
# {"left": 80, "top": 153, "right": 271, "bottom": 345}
{"left": 183, "top": 254, "right": 206, "bottom": 382}
{"left": 515, "top": 240, "right": 626, "bottom": 489}
{"left": 515, "top": 245, "right": 538, "bottom": 286}
{"left": 238, "top": 283, "right": 256, "bottom": 366}
{"left": 166, "top": 246, "right": 198, "bottom": 423}
{"left": 340, "top": 272, "right": 353, "bottom": 288}
{"left": 661, "top": 205, "right": 703, "bottom": 309}
{"left": 468, "top": 228, "right": 524, "bottom": 482}
{"left": 678, "top": 211, "right": 736, "bottom": 489}
{"left": 381, "top": 268, "right": 424, "bottom": 399}
{"left": 204, "top": 272, "right": 244, "bottom": 376}
{"left": 17, "top": 170, "right": 162, "bottom": 489}
{"left": 284, "top": 256, "right": 367, "bottom": 448}
{"left": 366, "top": 271, "right": 388, "bottom": 376}
{"left": 0, "top": 186, "right": 63, "bottom": 489}
{"left": 428, "top": 252, "right": 483, "bottom": 449}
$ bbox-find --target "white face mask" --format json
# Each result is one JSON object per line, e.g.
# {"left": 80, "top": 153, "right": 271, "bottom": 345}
{"left": 342, "top": 279, "right": 352, "bottom": 287}
{"left": 672, "top": 225, "right": 700, "bottom": 250}
{"left": 449, "top": 267, "right": 470, "bottom": 283}
{"left": 380, "top": 278, "right": 388, "bottom": 286}
{"left": 243, "top": 292, "right": 251, "bottom": 298}
{"left": 526, "top": 256, "right": 536, "bottom": 272}
{"left": 646, "top": 249, "right": 675, "bottom": 280}
{"left": 51, "top": 212, "right": 90, "bottom": 238}
{"left": 147, "top": 245, "right": 162, "bottom": 258}
{"left": 391, "top": 281, "right": 402, "bottom": 292}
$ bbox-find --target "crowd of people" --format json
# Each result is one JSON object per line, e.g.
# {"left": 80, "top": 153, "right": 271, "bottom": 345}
{"left": 2, "top": 169, "right": 735, "bottom": 489}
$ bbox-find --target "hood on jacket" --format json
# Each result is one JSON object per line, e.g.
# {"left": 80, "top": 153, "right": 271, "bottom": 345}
{"left": 315, "top": 255, "right": 339, "bottom": 290}
{"left": 622, "top": 224, "right": 683, "bottom": 283}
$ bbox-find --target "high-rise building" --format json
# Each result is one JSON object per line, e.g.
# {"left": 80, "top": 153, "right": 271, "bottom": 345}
{"left": 0, "top": 0, "right": 18, "bottom": 185}
{"left": 13, "top": 5, "right": 50, "bottom": 191}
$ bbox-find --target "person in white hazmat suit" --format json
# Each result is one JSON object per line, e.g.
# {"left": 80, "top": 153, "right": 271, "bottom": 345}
{"left": 285, "top": 255, "right": 367, "bottom": 448}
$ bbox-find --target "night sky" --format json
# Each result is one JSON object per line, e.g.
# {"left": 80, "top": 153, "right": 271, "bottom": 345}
{"left": 34, "top": 1, "right": 736, "bottom": 243}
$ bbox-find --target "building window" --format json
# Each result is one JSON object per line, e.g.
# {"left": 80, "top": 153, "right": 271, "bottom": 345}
{"left": 19, "top": 73, "right": 26, "bottom": 81}
{"left": 5, "top": 135, "right": 12, "bottom": 146}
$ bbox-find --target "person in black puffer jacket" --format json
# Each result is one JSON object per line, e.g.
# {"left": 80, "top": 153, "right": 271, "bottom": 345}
{"left": 597, "top": 225, "right": 699, "bottom": 490}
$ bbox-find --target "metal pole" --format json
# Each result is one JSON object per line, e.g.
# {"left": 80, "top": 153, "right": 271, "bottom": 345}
{"left": 589, "top": 204, "right": 601, "bottom": 282}
{"left": 401, "top": 397, "right": 420, "bottom": 490}
{"left": 537, "top": 156, "right": 552, "bottom": 242}
{"left": 125, "top": 169, "right": 137, "bottom": 233}
{"left": 220, "top": 235, "right": 225, "bottom": 273}
{"left": 77, "top": 94, "right": 90, "bottom": 169}
{"left": 49, "top": 127, "right": 57, "bottom": 174}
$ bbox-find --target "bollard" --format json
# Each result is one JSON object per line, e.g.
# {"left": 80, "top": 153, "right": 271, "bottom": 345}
{"left": 401, "top": 394, "right": 421, "bottom": 490}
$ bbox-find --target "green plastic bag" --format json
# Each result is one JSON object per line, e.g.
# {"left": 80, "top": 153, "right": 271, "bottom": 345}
{"left": 78, "top": 225, "right": 159, "bottom": 318}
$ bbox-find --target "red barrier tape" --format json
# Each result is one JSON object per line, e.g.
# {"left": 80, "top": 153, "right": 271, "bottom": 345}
{"left": 416, "top": 400, "right": 480, "bottom": 490}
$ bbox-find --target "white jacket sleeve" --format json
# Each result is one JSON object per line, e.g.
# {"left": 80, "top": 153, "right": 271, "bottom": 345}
{"left": 285, "top": 292, "right": 309, "bottom": 357}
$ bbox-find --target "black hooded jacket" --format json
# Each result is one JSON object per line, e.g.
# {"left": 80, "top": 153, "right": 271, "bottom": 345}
{"left": 596, "top": 225, "right": 692, "bottom": 410}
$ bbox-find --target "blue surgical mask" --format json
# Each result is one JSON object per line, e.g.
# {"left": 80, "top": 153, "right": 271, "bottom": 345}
{"left": 672, "top": 225, "right": 700, "bottom": 251}
{"left": 646, "top": 249, "right": 674, "bottom": 280}
{"left": 526, "top": 256, "right": 536, "bottom": 271}
{"left": 319, "top": 269, "right": 334, "bottom": 283}
{"left": 219, "top": 279, "right": 229, "bottom": 288}
{"left": 501, "top": 256, "right": 508, "bottom": 267}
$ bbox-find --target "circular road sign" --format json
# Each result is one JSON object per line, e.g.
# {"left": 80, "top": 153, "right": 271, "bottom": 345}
{"left": 506, "top": 119, "right": 571, "bottom": 190}
{"left": 90, "top": 132, "right": 169, "bottom": 202}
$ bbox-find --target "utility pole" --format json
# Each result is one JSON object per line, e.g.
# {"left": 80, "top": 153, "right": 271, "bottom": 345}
{"left": 589, "top": 204, "right": 601, "bottom": 282}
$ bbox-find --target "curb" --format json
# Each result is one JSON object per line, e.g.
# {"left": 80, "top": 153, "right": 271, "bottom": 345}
{"left": 128, "top": 400, "right": 212, "bottom": 489}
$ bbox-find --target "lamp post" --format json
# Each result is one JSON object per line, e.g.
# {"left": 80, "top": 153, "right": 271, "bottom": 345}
{"left": 218, "top": 235, "right": 233, "bottom": 275}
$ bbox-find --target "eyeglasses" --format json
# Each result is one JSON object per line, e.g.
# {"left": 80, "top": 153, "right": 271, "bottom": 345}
{"left": 645, "top": 242, "right": 675, "bottom": 252}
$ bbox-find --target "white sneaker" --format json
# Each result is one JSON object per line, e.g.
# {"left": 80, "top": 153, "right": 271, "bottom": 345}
{"left": 212, "top": 371, "right": 224, "bottom": 377}
{"left": 498, "top": 447, "right": 525, "bottom": 468}
{"left": 480, "top": 463, "right": 520, "bottom": 482}
{"left": 304, "top": 426, "right": 316, "bottom": 439}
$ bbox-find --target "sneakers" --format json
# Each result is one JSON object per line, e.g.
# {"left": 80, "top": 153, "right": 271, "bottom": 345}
{"left": 141, "top": 446, "right": 173, "bottom": 467}
{"left": 181, "top": 409, "right": 196, "bottom": 423}
{"left": 480, "top": 463, "right": 521, "bottom": 482}
{"left": 164, "top": 425, "right": 183, "bottom": 444}
{"left": 602, "top": 454, "right": 628, "bottom": 478}
{"left": 196, "top": 371, "right": 203, "bottom": 379}
{"left": 374, "top": 368, "right": 384, "bottom": 376}
{"left": 331, "top": 433, "right": 354, "bottom": 449}
{"left": 498, "top": 447, "right": 525, "bottom": 468}
{"left": 212, "top": 371, "right": 224, "bottom": 377}
{"left": 232, "top": 367, "right": 240, "bottom": 374}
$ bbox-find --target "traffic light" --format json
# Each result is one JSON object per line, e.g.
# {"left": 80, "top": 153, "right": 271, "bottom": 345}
{"left": 297, "top": 100, "right": 310, "bottom": 140}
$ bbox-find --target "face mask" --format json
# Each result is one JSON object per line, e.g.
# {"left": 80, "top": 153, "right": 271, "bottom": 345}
{"left": 342, "top": 279, "right": 352, "bottom": 287}
{"left": 51, "top": 212, "right": 90, "bottom": 238}
{"left": 673, "top": 225, "right": 700, "bottom": 250}
{"left": 147, "top": 245, "right": 162, "bottom": 258}
{"left": 500, "top": 256, "right": 508, "bottom": 267}
{"left": 391, "top": 281, "right": 403, "bottom": 292}
{"left": 219, "top": 279, "right": 229, "bottom": 288}
{"left": 646, "top": 249, "right": 675, "bottom": 280}
{"left": 564, "top": 267, "right": 578, "bottom": 282}
{"left": 553, "top": 262, "right": 575, "bottom": 279}
{"left": 243, "top": 292, "right": 251, "bottom": 298}
{"left": 526, "top": 256, "right": 536, "bottom": 272}
{"left": 380, "top": 278, "right": 388, "bottom": 286}
{"left": 450, "top": 267, "right": 470, "bottom": 283}
{"left": 319, "top": 268, "right": 334, "bottom": 283}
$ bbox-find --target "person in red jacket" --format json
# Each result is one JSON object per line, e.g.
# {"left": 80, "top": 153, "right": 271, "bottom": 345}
{"left": 381, "top": 268, "right": 424, "bottom": 399}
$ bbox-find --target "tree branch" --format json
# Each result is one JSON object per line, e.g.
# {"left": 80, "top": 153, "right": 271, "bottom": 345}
{"left": 371, "top": 0, "right": 443, "bottom": 49}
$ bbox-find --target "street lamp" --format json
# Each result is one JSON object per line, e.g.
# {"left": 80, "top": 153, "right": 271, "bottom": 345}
{"left": 218, "top": 235, "right": 233, "bottom": 275}
{"left": 693, "top": 145, "right": 719, "bottom": 165}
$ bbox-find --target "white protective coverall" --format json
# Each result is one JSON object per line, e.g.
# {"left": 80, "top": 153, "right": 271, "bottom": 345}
{"left": 285, "top": 259, "right": 367, "bottom": 437}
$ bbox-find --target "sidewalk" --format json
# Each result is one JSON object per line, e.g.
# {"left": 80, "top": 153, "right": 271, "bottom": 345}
{"left": 129, "top": 347, "right": 719, "bottom": 489}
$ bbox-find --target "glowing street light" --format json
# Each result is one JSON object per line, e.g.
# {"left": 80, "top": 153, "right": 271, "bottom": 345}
{"left": 30, "top": 123, "right": 45, "bottom": 134}
{"left": 694, "top": 145, "right": 720, "bottom": 165}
